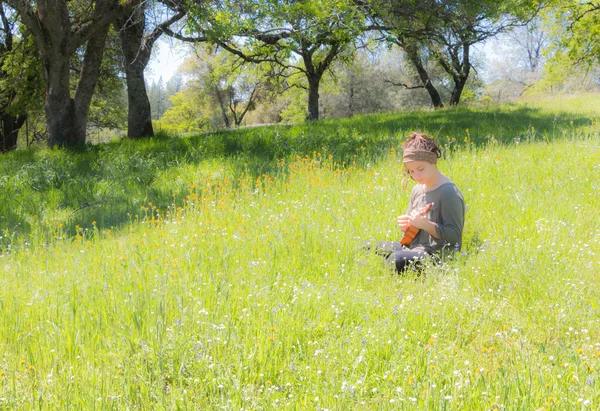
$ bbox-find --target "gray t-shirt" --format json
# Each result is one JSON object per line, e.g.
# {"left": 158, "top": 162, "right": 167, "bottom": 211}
{"left": 406, "top": 182, "right": 465, "bottom": 255}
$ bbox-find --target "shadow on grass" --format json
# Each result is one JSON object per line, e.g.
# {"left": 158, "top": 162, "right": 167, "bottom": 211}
{"left": 0, "top": 106, "right": 596, "bottom": 248}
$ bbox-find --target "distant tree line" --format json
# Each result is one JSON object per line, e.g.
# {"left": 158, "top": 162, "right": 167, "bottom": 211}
{"left": 0, "top": 0, "right": 599, "bottom": 151}
{"left": 148, "top": 74, "right": 183, "bottom": 120}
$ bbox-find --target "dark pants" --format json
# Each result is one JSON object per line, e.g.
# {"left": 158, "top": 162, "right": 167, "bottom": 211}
{"left": 367, "top": 241, "right": 432, "bottom": 273}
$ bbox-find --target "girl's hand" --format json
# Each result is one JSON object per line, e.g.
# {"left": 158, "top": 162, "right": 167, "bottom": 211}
{"left": 408, "top": 213, "right": 430, "bottom": 230}
{"left": 399, "top": 209, "right": 421, "bottom": 231}
{"left": 397, "top": 215, "right": 411, "bottom": 231}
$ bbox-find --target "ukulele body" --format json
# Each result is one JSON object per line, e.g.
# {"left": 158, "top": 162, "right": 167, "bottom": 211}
{"left": 400, "top": 202, "right": 433, "bottom": 246}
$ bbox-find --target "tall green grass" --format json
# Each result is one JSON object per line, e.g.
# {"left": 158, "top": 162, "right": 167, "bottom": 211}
{"left": 0, "top": 98, "right": 599, "bottom": 409}
{"left": 1, "top": 101, "right": 599, "bottom": 250}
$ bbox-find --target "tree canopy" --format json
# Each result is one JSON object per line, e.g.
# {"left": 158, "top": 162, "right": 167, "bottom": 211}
{"left": 1, "top": 0, "right": 599, "bottom": 150}
{"left": 183, "top": 0, "right": 367, "bottom": 120}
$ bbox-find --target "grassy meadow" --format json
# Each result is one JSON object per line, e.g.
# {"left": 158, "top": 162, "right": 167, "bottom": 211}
{"left": 1, "top": 95, "right": 600, "bottom": 409}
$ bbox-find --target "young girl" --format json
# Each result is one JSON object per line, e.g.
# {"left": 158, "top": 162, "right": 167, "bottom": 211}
{"left": 377, "top": 132, "right": 465, "bottom": 272}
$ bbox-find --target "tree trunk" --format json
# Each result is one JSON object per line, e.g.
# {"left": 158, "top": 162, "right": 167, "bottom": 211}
{"left": 0, "top": 113, "right": 27, "bottom": 152}
{"left": 348, "top": 82, "right": 355, "bottom": 116}
{"left": 307, "top": 76, "right": 321, "bottom": 121}
{"left": 124, "top": 66, "right": 154, "bottom": 138}
{"left": 442, "top": 43, "right": 470, "bottom": 106}
{"left": 6, "top": 0, "right": 120, "bottom": 148}
{"left": 405, "top": 46, "right": 444, "bottom": 109}
{"left": 232, "top": 86, "right": 257, "bottom": 127}
{"left": 44, "top": 55, "right": 82, "bottom": 147}
{"left": 449, "top": 75, "right": 468, "bottom": 105}
{"left": 74, "top": 28, "right": 110, "bottom": 139}
{"left": 44, "top": 27, "right": 110, "bottom": 147}
{"left": 214, "top": 87, "right": 231, "bottom": 128}
{"left": 117, "top": 9, "right": 154, "bottom": 139}
{"left": 0, "top": 3, "right": 27, "bottom": 153}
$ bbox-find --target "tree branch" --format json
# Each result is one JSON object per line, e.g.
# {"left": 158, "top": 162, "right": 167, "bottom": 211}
{"left": 70, "top": 0, "right": 121, "bottom": 51}
{"left": 316, "top": 41, "right": 342, "bottom": 76}
{"left": 384, "top": 79, "right": 424, "bottom": 90}
{"left": 0, "top": 2, "right": 12, "bottom": 50}
{"left": 145, "top": 9, "right": 186, "bottom": 50}
{"left": 4, "top": 0, "right": 45, "bottom": 52}
{"left": 217, "top": 41, "right": 306, "bottom": 73}
{"left": 160, "top": 26, "right": 207, "bottom": 42}
{"left": 571, "top": 1, "right": 600, "bottom": 26}
{"left": 237, "top": 85, "right": 257, "bottom": 124}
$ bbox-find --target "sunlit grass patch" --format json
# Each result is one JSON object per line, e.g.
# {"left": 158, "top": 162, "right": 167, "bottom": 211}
{"left": 518, "top": 92, "right": 600, "bottom": 117}
{"left": 2, "top": 101, "right": 599, "bottom": 250}
{"left": 1, "top": 118, "right": 600, "bottom": 408}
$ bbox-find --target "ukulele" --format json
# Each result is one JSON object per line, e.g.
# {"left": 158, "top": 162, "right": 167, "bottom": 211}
{"left": 400, "top": 202, "right": 434, "bottom": 246}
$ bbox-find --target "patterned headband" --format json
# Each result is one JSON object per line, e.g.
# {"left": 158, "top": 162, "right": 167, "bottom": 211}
{"left": 402, "top": 149, "right": 438, "bottom": 164}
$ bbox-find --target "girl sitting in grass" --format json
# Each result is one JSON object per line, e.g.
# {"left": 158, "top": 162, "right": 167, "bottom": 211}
{"left": 375, "top": 132, "right": 465, "bottom": 272}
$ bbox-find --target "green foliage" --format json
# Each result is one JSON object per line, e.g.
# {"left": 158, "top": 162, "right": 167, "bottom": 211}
{"left": 278, "top": 86, "right": 307, "bottom": 123}
{"left": 372, "top": 0, "right": 541, "bottom": 105}
{"left": 558, "top": 1, "right": 600, "bottom": 64}
{"left": 459, "top": 88, "right": 477, "bottom": 104}
{"left": 187, "top": 0, "right": 367, "bottom": 118}
{"left": 149, "top": 76, "right": 168, "bottom": 120}
{"left": 0, "top": 24, "right": 44, "bottom": 116}
{"left": 196, "top": 0, "right": 366, "bottom": 46}
{"left": 461, "top": 74, "right": 485, "bottom": 104}
{"left": 148, "top": 75, "right": 182, "bottom": 120}
{"left": 532, "top": 3, "right": 600, "bottom": 94}
{"left": 181, "top": 45, "right": 272, "bottom": 127}
{"left": 525, "top": 50, "right": 571, "bottom": 94}
{"left": 159, "top": 88, "right": 211, "bottom": 134}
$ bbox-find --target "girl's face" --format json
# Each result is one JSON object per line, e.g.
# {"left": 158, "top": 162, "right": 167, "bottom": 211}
{"left": 404, "top": 160, "right": 437, "bottom": 185}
